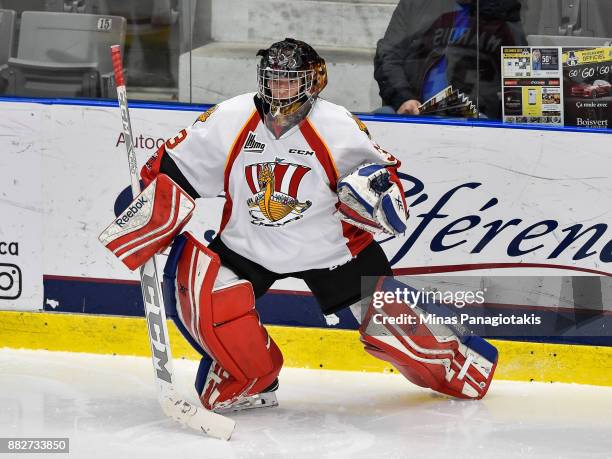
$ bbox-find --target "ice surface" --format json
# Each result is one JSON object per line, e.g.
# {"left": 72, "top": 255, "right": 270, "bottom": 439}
{"left": 1, "top": 349, "right": 611, "bottom": 459}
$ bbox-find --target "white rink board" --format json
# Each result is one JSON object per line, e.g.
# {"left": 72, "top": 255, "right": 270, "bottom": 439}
{"left": 0, "top": 100, "right": 611, "bottom": 311}
{"left": 367, "top": 121, "right": 612, "bottom": 271}
{"left": 0, "top": 104, "right": 43, "bottom": 310}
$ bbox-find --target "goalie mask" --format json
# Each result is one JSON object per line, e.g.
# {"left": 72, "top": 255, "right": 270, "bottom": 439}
{"left": 257, "top": 38, "right": 327, "bottom": 137}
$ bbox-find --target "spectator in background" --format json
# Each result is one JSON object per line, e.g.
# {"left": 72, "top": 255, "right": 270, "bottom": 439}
{"left": 374, "top": 0, "right": 527, "bottom": 119}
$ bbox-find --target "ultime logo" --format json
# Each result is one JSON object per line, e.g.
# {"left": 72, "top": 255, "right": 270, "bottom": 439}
{"left": 0, "top": 263, "right": 22, "bottom": 300}
{"left": 0, "top": 242, "right": 18, "bottom": 256}
{"left": 243, "top": 131, "right": 266, "bottom": 153}
{"left": 116, "top": 196, "right": 148, "bottom": 227}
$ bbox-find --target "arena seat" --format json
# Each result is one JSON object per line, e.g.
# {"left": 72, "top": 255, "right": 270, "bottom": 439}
{"left": 0, "top": 11, "right": 126, "bottom": 97}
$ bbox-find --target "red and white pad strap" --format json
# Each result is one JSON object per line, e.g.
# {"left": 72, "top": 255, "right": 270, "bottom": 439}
{"left": 99, "top": 174, "right": 195, "bottom": 270}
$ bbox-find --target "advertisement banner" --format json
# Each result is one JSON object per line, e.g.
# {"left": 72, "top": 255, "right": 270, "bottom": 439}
{"left": 562, "top": 47, "right": 612, "bottom": 129}
{"left": 502, "top": 47, "right": 563, "bottom": 125}
{"left": 502, "top": 46, "right": 612, "bottom": 128}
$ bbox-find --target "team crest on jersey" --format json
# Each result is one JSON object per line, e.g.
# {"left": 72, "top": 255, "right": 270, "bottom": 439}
{"left": 245, "top": 160, "right": 312, "bottom": 226}
{"left": 194, "top": 105, "right": 217, "bottom": 124}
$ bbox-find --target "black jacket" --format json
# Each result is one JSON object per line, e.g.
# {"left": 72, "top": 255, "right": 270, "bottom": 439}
{"left": 374, "top": 0, "right": 527, "bottom": 118}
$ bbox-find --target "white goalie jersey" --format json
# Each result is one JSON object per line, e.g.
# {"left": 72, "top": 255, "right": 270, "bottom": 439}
{"left": 155, "top": 93, "right": 401, "bottom": 273}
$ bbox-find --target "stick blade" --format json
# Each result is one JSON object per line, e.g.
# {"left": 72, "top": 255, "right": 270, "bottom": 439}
{"left": 162, "top": 397, "right": 236, "bottom": 441}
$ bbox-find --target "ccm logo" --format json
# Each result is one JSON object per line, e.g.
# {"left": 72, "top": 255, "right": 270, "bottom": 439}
{"left": 288, "top": 148, "right": 314, "bottom": 156}
{"left": 116, "top": 196, "right": 148, "bottom": 227}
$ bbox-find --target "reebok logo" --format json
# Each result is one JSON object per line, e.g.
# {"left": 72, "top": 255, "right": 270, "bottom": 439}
{"left": 244, "top": 131, "right": 266, "bottom": 153}
{"left": 116, "top": 196, "right": 148, "bottom": 227}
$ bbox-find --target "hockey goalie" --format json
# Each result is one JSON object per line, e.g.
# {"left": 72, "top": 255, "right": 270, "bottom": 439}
{"left": 100, "top": 38, "right": 497, "bottom": 414}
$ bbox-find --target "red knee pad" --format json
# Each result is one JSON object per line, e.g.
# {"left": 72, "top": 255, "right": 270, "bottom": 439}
{"left": 173, "top": 232, "right": 283, "bottom": 409}
{"left": 359, "top": 277, "right": 498, "bottom": 400}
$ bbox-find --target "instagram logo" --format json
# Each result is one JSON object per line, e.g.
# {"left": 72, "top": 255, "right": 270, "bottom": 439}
{"left": 0, "top": 264, "right": 22, "bottom": 300}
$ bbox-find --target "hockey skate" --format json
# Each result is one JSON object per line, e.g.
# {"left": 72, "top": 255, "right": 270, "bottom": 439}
{"left": 215, "top": 379, "right": 279, "bottom": 414}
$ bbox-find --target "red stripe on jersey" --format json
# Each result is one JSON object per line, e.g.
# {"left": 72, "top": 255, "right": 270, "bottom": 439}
{"left": 299, "top": 119, "right": 338, "bottom": 190}
{"left": 273, "top": 163, "right": 289, "bottom": 193}
{"left": 219, "top": 110, "right": 261, "bottom": 234}
{"left": 301, "top": 118, "right": 372, "bottom": 257}
{"left": 341, "top": 221, "right": 373, "bottom": 257}
{"left": 287, "top": 165, "right": 309, "bottom": 199}
{"left": 245, "top": 165, "right": 257, "bottom": 194}
{"left": 219, "top": 196, "right": 234, "bottom": 235}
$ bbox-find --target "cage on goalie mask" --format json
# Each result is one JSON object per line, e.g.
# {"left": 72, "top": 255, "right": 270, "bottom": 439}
{"left": 257, "top": 38, "right": 327, "bottom": 123}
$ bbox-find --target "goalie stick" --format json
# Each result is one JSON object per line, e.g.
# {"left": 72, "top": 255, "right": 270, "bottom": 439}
{"left": 110, "top": 45, "right": 235, "bottom": 441}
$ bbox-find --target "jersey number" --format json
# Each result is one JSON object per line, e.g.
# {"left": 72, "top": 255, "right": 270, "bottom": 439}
{"left": 165, "top": 129, "right": 188, "bottom": 150}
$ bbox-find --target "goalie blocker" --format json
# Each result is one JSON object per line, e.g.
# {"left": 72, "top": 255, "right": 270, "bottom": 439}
{"left": 99, "top": 174, "right": 195, "bottom": 270}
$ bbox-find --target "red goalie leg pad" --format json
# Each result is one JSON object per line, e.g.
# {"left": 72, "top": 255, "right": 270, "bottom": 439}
{"left": 359, "top": 277, "right": 498, "bottom": 400}
{"left": 200, "top": 340, "right": 282, "bottom": 410}
{"left": 173, "top": 232, "right": 283, "bottom": 410}
{"left": 99, "top": 174, "right": 195, "bottom": 270}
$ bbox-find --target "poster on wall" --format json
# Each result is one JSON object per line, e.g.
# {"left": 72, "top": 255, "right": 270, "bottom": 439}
{"left": 562, "top": 47, "right": 612, "bottom": 129}
{"left": 501, "top": 47, "right": 563, "bottom": 125}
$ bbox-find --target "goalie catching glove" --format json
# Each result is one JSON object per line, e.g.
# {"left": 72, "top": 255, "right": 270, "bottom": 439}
{"left": 337, "top": 163, "right": 408, "bottom": 235}
{"left": 99, "top": 174, "right": 196, "bottom": 270}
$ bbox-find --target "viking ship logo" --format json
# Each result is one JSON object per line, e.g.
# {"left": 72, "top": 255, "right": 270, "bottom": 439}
{"left": 245, "top": 160, "right": 312, "bottom": 226}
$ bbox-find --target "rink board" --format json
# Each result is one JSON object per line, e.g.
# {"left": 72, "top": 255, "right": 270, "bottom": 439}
{"left": 1, "top": 97, "right": 611, "bottom": 385}
{"left": 0, "top": 97, "right": 611, "bottom": 308}
{"left": 1, "top": 310, "right": 612, "bottom": 387}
